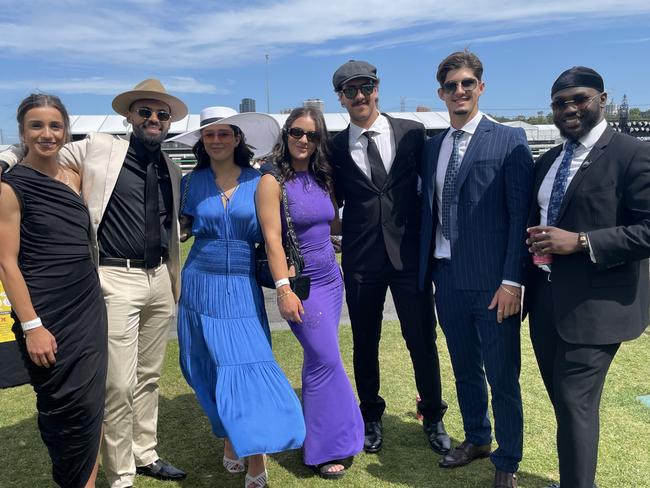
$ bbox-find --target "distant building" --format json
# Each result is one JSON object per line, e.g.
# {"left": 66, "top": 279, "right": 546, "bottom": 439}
{"left": 416, "top": 106, "right": 431, "bottom": 112}
{"left": 279, "top": 108, "right": 293, "bottom": 114}
{"left": 605, "top": 100, "right": 618, "bottom": 119}
{"left": 303, "top": 98, "right": 325, "bottom": 113}
{"left": 239, "top": 98, "right": 256, "bottom": 113}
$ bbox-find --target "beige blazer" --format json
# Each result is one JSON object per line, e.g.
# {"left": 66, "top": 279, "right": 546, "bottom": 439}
{"left": 1, "top": 133, "right": 182, "bottom": 301}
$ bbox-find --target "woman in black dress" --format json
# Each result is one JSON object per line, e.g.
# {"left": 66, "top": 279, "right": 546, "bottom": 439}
{"left": 0, "top": 94, "right": 108, "bottom": 488}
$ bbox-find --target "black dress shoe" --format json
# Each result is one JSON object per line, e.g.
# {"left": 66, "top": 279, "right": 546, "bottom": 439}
{"left": 136, "top": 458, "right": 187, "bottom": 481}
{"left": 423, "top": 419, "right": 451, "bottom": 454}
{"left": 495, "top": 470, "right": 517, "bottom": 488}
{"left": 364, "top": 420, "right": 383, "bottom": 453}
{"left": 438, "top": 440, "right": 491, "bottom": 468}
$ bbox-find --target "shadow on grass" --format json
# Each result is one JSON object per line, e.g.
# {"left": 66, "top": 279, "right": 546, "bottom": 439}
{"left": 362, "top": 413, "right": 555, "bottom": 488}
{"left": 0, "top": 413, "right": 55, "bottom": 488}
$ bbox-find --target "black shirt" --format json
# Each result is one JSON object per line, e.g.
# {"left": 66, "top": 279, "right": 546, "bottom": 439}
{"left": 98, "top": 137, "right": 173, "bottom": 260}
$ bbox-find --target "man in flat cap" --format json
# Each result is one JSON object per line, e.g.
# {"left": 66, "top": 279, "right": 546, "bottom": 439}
{"left": 329, "top": 60, "right": 450, "bottom": 456}
{"left": 525, "top": 66, "right": 650, "bottom": 488}
{"left": 0, "top": 79, "right": 187, "bottom": 487}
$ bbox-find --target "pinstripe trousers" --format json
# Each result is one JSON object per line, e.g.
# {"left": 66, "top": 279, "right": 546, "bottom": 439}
{"left": 433, "top": 259, "right": 523, "bottom": 473}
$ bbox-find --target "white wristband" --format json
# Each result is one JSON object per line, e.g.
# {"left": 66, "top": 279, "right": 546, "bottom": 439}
{"left": 21, "top": 317, "right": 43, "bottom": 332}
{"left": 275, "top": 278, "right": 290, "bottom": 288}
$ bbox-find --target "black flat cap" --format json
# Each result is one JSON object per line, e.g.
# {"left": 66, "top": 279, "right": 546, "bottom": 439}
{"left": 551, "top": 66, "right": 604, "bottom": 96}
{"left": 332, "top": 60, "right": 378, "bottom": 91}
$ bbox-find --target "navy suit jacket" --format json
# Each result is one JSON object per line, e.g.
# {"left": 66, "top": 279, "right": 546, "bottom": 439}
{"left": 418, "top": 116, "right": 534, "bottom": 291}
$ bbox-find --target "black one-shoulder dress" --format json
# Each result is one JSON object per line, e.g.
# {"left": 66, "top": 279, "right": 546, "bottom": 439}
{"left": 4, "top": 165, "right": 108, "bottom": 488}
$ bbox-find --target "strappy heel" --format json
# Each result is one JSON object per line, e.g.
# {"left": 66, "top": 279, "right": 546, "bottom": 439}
{"left": 244, "top": 468, "right": 268, "bottom": 488}
{"left": 223, "top": 454, "right": 245, "bottom": 473}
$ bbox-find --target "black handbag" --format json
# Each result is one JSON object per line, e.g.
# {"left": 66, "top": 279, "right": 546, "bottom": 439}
{"left": 255, "top": 177, "right": 311, "bottom": 300}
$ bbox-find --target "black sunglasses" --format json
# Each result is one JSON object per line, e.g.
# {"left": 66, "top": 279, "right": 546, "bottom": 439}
{"left": 136, "top": 107, "right": 172, "bottom": 121}
{"left": 341, "top": 83, "right": 376, "bottom": 100}
{"left": 550, "top": 93, "right": 601, "bottom": 111}
{"left": 287, "top": 127, "right": 320, "bottom": 143}
{"left": 442, "top": 78, "right": 479, "bottom": 94}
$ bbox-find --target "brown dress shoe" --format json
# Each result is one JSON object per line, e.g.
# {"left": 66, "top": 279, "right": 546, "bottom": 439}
{"left": 438, "top": 440, "right": 491, "bottom": 468}
{"left": 495, "top": 470, "right": 517, "bottom": 488}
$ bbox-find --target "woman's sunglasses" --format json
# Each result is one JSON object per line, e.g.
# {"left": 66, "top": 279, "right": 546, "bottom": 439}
{"left": 287, "top": 127, "right": 320, "bottom": 143}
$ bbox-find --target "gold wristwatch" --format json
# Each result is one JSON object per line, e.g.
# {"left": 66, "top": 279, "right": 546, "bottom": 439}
{"left": 578, "top": 232, "right": 590, "bottom": 253}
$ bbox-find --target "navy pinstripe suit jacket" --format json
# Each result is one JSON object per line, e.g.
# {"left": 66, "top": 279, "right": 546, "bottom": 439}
{"left": 418, "top": 116, "right": 534, "bottom": 291}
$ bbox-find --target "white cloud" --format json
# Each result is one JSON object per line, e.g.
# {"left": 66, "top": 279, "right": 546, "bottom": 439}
{"left": 0, "top": 77, "right": 226, "bottom": 95}
{"left": 0, "top": 0, "right": 648, "bottom": 69}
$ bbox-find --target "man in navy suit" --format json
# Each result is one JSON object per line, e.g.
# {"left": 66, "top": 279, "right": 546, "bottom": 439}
{"left": 419, "top": 50, "right": 533, "bottom": 488}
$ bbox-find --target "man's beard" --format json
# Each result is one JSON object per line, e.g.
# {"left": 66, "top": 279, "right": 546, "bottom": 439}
{"left": 555, "top": 107, "right": 601, "bottom": 141}
{"left": 132, "top": 121, "right": 169, "bottom": 146}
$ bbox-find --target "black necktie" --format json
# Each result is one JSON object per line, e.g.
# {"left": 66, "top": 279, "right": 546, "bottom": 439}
{"left": 363, "top": 131, "right": 387, "bottom": 188}
{"left": 144, "top": 160, "right": 161, "bottom": 267}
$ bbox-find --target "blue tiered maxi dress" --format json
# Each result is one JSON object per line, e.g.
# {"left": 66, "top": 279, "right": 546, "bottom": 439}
{"left": 177, "top": 166, "right": 305, "bottom": 457}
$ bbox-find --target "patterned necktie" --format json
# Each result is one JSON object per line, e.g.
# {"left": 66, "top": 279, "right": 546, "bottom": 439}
{"left": 363, "top": 131, "right": 387, "bottom": 188}
{"left": 546, "top": 140, "right": 579, "bottom": 226}
{"left": 441, "top": 130, "right": 464, "bottom": 240}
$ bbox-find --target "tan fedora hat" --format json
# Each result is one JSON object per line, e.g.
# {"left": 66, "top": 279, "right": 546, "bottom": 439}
{"left": 112, "top": 79, "right": 188, "bottom": 122}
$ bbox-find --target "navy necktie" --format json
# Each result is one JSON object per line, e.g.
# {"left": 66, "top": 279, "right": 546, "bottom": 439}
{"left": 546, "top": 140, "right": 579, "bottom": 226}
{"left": 363, "top": 131, "right": 387, "bottom": 188}
{"left": 441, "top": 130, "right": 464, "bottom": 240}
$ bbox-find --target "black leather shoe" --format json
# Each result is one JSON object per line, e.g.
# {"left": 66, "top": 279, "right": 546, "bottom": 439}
{"left": 438, "top": 440, "right": 491, "bottom": 468}
{"left": 495, "top": 470, "right": 517, "bottom": 488}
{"left": 136, "top": 458, "right": 187, "bottom": 481}
{"left": 423, "top": 419, "right": 451, "bottom": 454}
{"left": 364, "top": 420, "right": 383, "bottom": 453}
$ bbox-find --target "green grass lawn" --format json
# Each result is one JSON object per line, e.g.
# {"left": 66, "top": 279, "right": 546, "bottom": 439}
{"left": 1, "top": 322, "right": 649, "bottom": 487}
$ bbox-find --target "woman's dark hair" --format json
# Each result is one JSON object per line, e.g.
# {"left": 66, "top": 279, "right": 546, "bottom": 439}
{"left": 192, "top": 124, "right": 253, "bottom": 170}
{"left": 271, "top": 107, "right": 333, "bottom": 193}
{"left": 17, "top": 93, "right": 71, "bottom": 154}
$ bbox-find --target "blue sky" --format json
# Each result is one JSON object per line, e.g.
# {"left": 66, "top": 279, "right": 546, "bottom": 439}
{"left": 1, "top": 0, "right": 650, "bottom": 143}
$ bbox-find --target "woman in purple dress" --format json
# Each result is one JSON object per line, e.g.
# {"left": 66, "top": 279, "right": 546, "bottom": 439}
{"left": 256, "top": 107, "right": 363, "bottom": 480}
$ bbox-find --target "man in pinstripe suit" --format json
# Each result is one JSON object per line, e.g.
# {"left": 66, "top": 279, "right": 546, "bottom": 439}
{"left": 418, "top": 50, "right": 533, "bottom": 488}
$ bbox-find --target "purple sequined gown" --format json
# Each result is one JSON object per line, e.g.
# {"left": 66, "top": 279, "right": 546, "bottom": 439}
{"left": 284, "top": 171, "right": 364, "bottom": 466}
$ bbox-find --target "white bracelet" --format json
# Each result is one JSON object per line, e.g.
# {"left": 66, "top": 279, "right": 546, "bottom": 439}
{"left": 21, "top": 317, "right": 43, "bottom": 332}
{"left": 275, "top": 278, "right": 290, "bottom": 288}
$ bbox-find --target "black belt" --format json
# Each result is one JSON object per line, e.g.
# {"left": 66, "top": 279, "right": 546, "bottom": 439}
{"left": 99, "top": 256, "right": 167, "bottom": 269}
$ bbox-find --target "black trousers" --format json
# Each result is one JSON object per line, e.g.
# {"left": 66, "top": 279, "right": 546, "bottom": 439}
{"left": 344, "top": 255, "right": 447, "bottom": 423}
{"left": 529, "top": 272, "right": 619, "bottom": 488}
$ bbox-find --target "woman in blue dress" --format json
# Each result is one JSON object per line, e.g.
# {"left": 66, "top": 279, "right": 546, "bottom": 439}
{"left": 173, "top": 107, "right": 305, "bottom": 488}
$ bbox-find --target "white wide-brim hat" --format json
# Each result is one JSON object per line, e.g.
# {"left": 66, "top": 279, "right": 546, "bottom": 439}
{"left": 166, "top": 106, "right": 280, "bottom": 158}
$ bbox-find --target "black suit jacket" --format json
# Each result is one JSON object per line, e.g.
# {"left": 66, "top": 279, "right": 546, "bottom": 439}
{"left": 331, "top": 114, "right": 425, "bottom": 273}
{"left": 525, "top": 127, "right": 650, "bottom": 345}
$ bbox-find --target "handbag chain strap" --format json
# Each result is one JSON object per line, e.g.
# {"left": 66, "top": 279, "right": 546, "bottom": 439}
{"left": 277, "top": 175, "right": 305, "bottom": 271}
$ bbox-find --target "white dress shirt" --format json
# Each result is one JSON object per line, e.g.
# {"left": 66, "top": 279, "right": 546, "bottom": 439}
{"left": 348, "top": 113, "right": 396, "bottom": 178}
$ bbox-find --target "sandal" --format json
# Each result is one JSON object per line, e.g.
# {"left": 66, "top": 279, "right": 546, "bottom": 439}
{"left": 245, "top": 468, "right": 268, "bottom": 488}
{"left": 223, "top": 454, "right": 245, "bottom": 473}
{"left": 312, "top": 461, "right": 346, "bottom": 480}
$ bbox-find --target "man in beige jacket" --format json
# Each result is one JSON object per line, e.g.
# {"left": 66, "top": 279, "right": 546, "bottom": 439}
{"left": 0, "top": 79, "right": 187, "bottom": 488}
